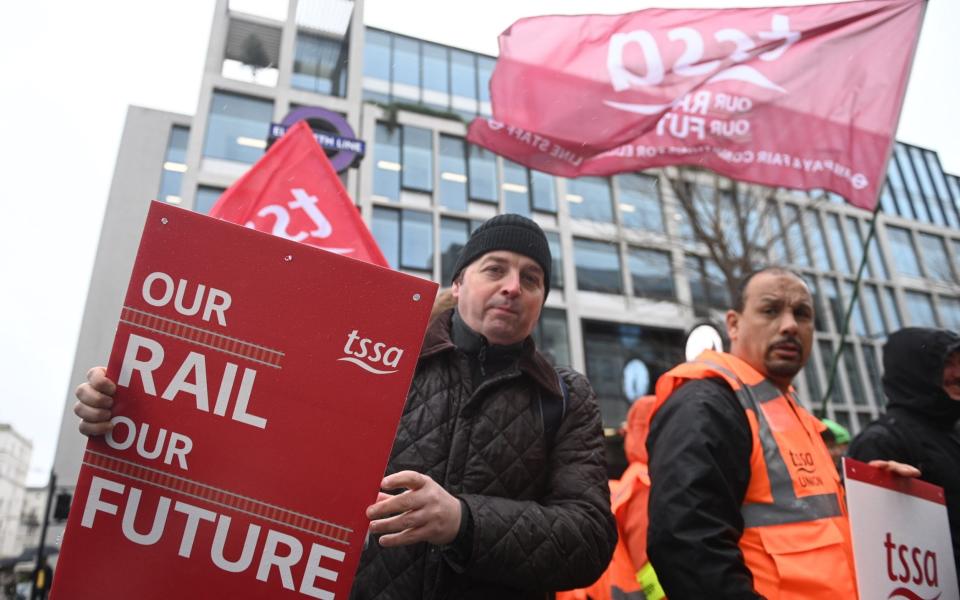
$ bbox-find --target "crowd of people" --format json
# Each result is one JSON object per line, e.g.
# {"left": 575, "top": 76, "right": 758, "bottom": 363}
{"left": 73, "top": 213, "right": 959, "bottom": 599}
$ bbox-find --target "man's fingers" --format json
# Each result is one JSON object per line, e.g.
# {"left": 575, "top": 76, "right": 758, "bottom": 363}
{"left": 366, "top": 489, "right": 418, "bottom": 520}
{"left": 868, "top": 459, "right": 921, "bottom": 478}
{"left": 86, "top": 366, "right": 116, "bottom": 395}
{"left": 75, "top": 383, "right": 114, "bottom": 410}
{"left": 78, "top": 419, "right": 114, "bottom": 437}
{"left": 73, "top": 401, "right": 113, "bottom": 424}
{"left": 381, "top": 470, "right": 427, "bottom": 492}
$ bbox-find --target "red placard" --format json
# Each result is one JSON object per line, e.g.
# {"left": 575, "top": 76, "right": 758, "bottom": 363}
{"left": 467, "top": 0, "right": 924, "bottom": 209}
{"left": 52, "top": 202, "right": 437, "bottom": 599}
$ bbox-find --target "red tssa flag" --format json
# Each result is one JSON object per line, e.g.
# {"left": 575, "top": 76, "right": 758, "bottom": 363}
{"left": 467, "top": 0, "right": 924, "bottom": 210}
{"left": 210, "top": 120, "right": 388, "bottom": 266}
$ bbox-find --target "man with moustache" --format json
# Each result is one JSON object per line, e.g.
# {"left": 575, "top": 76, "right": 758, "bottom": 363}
{"left": 645, "top": 267, "right": 859, "bottom": 599}
{"left": 848, "top": 327, "right": 960, "bottom": 582}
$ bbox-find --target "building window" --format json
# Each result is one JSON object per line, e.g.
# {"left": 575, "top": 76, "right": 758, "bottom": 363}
{"left": 819, "top": 340, "right": 846, "bottom": 407}
{"left": 628, "top": 247, "right": 674, "bottom": 301}
{"left": 545, "top": 231, "right": 564, "bottom": 291}
{"left": 362, "top": 29, "right": 391, "bottom": 103}
{"left": 783, "top": 204, "right": 810, "bottom": 267}
{"left": 618, "top": 173, "right": 663, "bottom": 232}
{"left": 862, "top": 344, "right": 884, "bottom": 407}
{"left": 908, "top": 145, "right": 945, "bottom": 226}
{"left": 372, "top": 208, "right": 433, "bottom": 272}
{"left": 878, "top": 181, "right": 897, "bottom": 215}
{"left": 194, "top": 186, "right": 225, "bottom": 215}
{"left": 843, "top": 344, "right": 868, "bottom": 406}
{"left": 940, "top": 297, "right": 960, "bottom": 331}
{"left": 844, "top": 216, "right": 871, "bottom": 278}
{"left": 574, "top": 239, "right": 622, "bottom": 294}
{"left": 468, "top": 145, "right": 497, "bottom": 202}
{"left": 533, "top": 308, "right": 570, "bottom": 367}
{"left": 438, "top": 135, "right": 468, "bottom": 211}
{"left": 582, "top": 320, "right": 684, "bottom": 427}
{"left": 422, "top": 42, "right": 450, "bottom": 111}
{"left": 372, "top": 123, "right": 401, "bottom": 202}
{"left": 502, "top": 160, "right": 531, "bottom": 217}
{"left": 685, "top": 255, "right": 729, "bottom": 314}
{"left": 767, "top": 204, "right": 788, "bottom": 264}
{"left": 917, "top": 233, "right": 954, "bottom": 282}
{"left": 531, "top": 170, "right": 557, "bottom": 213}
{"left": 440, "top": 217, "right": 469, "bottom": 284}
{"left": 159, "top": 126, "right": 189, "bottom": 204}
{"left": 895, "top": 144, "right": 930, "bottom": 223}
{"left": 222, "top": 18, "right": 281, "bottom": 86}
{"left": 401, "top": 126, "right": 433, "bottom": 192}
{"left": 203, "top": 91, "right": 272, "bottom": 164}
{"left": 886, "top": 227, "right": 922, "bottom": 278}
{"left": 905, "top": 290, "right": 937, "bottom": 327}
{"left": 806, "top": 276, "right": 828, "bottom": 333}
{"left": 862, "top": 284, "right": 888, "bottom": 338}
{"left": 885, "top": 152, "right": 915, "bottom": 219}
{"left": 392, "top": 36, "right": 420, "bottom": 101}
{"left": 822, "top": 278, "right": 843, "bottom": 332}
{"left": 884, "top": 288, "right": 903, "bottom": 331}
{"left": 842, "top": 281, "right": 868, "bottom": 337}
{"left": 450, "top": 49, "right": 478, "bottom": 118}
{"left": 478, "top": 55, "right": 495, "bottom": 115}
{"left": 826, "top": 214, "right": 851, "bottom": 274}
{"left": 805, "top": 210, "right": 831, "bottom": 271}
{"left": 567, "top": 177, "right": 614, "bottom": 223}
{"left": 292, "top": 33, "right": 349, "bottom": 96}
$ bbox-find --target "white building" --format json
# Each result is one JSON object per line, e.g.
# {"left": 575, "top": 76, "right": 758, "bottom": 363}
{"left": 0, "top": 424, "right": 32, "bottom": 558}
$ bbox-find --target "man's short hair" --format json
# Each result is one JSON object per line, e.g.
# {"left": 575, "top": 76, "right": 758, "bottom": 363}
{"left": 732, "top": 266, "right": 809, "bottom": 313}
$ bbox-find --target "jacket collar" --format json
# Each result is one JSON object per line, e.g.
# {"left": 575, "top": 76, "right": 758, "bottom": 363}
{"left": 420, "top": 309, "right": 563, "bottom": 397}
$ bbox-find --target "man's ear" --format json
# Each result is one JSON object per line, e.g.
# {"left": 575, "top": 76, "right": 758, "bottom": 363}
{"left": 725, "top": 309, "right": 740, "bottom": 343}
{"left": 451, "top": 278, "right": 462, "bottom": 300}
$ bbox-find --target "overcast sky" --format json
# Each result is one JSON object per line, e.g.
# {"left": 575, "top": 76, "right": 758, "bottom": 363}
{"left": 1, "top": 0, "right": 956, "bottom": 487}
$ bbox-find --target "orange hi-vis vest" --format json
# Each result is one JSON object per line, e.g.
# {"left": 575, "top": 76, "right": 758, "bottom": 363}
{"left": 652, "top": 350, "right": 858, "bottom": 600}
{"left": 557, "top": 396, "right": 664, "bottom": 600}
{"left": 556, "top": 463, "right": 656, "bottom": 600}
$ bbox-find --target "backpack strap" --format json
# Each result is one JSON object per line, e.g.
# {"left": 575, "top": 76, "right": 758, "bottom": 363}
{"left": 541, "top": 368, "right": 569, "bottom": 447}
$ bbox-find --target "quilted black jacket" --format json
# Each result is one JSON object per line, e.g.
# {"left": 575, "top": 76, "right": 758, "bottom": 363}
{"left": 350, "top": 310, "right": 616, "bottom": 599}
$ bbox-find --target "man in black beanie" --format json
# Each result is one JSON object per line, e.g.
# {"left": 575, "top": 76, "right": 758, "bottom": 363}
{"left": 73, "top": 213, "right": 616, "bottom": 599}
{"left": 353, "top": 213, "right": 615, "bottom": 598}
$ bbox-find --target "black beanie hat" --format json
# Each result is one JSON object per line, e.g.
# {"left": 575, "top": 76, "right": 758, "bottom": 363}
{"left": 450, "top": 214, "right": 552, "bottom": 298}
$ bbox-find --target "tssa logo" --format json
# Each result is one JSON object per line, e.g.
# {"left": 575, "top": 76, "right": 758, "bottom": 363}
{"left": 884, "top": 532, "right": 941, "bottom": 600}
{"left": 338, "top": 330, "right": 404, "bottom": 375}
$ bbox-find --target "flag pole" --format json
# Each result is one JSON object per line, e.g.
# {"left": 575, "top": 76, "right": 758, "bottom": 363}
{"left": 816, "top": 0, "right": 928, "bottom": 419}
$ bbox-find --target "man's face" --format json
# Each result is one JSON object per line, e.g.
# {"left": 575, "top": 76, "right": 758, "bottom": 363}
{"left": 726, "top": 271, "right": 814, "bottom": 390}
{"left": 452, "top": 250, "right": 544, "bottom": 345}
{"left": 943, "top": 351, "right": 960, "bottom": 401}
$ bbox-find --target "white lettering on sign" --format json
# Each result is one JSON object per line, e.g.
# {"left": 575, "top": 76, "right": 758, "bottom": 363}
{"left": 885, "top": 531, "right": 940, "bottom": 588}
{"left": 105, "top": 416, "right": 193, "bottom": 470}
{"left": 246, "top": 188, "right": 334, "bottom": 242}
{"left": 338, "top": 329, "right": 404, "bottom": 375}
{"left": 80, "top": 476, "right": 345, "bottom": 599}
{"left": 142, "top": 272, "right": 232, "bottom": 326}
{"left": 117, "top": 333, "right": 268, "bottom": 429}
{"left": 608, "top": 15, "right": 797, "bottom": 91}
{"left": 605, "top": 15, "right": 798, "bottom": 114}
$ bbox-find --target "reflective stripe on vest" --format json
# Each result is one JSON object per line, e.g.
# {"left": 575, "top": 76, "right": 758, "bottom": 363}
{"left": 699, "top": 359, "right": 842, "bottom": 528}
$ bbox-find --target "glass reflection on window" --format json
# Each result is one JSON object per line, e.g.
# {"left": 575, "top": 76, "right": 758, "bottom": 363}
{"left": 574, "top": 238, "right": 622, "bottom": 294}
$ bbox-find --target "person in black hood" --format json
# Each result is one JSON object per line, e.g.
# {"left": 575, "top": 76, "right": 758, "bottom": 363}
{"left": 848, "top": 326, "right": 960, "bottom": 580}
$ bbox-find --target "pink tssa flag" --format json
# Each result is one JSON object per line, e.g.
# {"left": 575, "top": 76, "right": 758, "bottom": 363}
{"left": 210, "top": 120, "right": 388, "bottom": 266}
{"left": 467, "top": 0, "right": 924, "bottom": 210}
